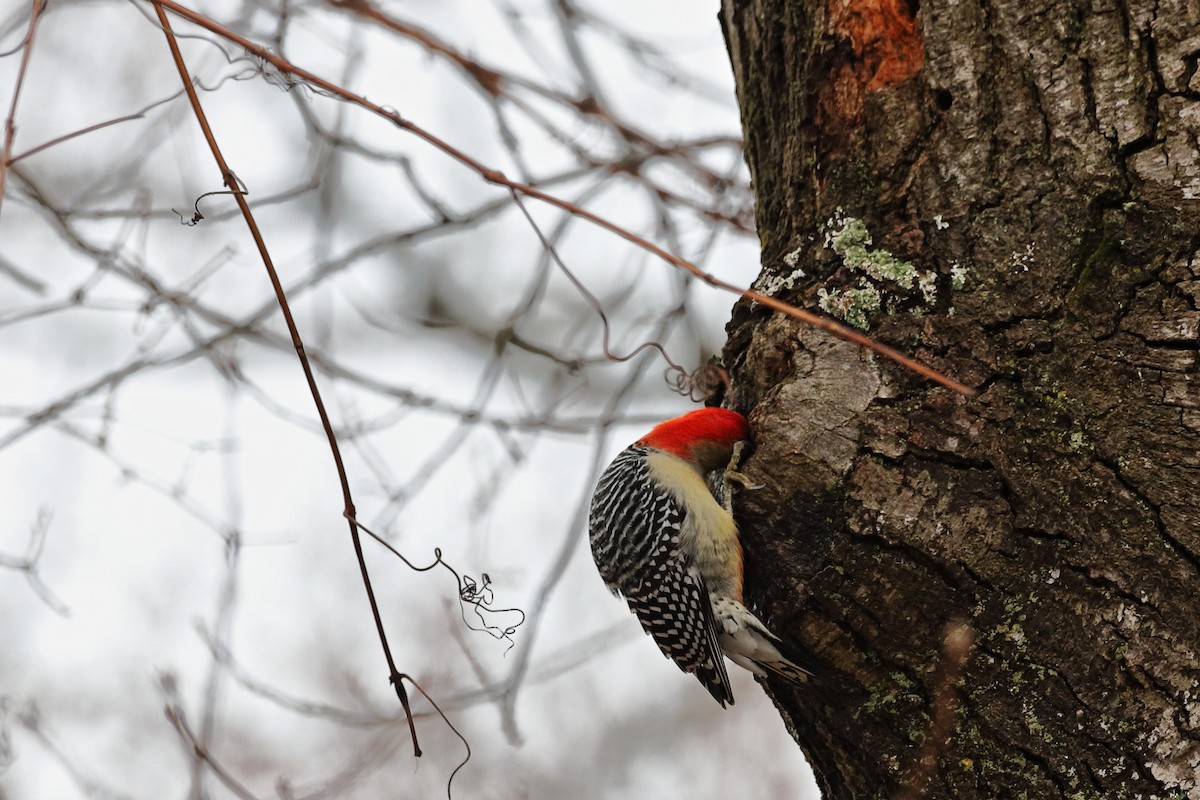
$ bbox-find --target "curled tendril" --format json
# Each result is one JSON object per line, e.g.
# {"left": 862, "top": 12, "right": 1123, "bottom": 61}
{"left": 173, "top": 179, "right": 250, "bottom": 226}
{"left": 666, "top": 363, "right": 732, "bottom": 402}
{"left": 459, "top": 573, "right": 495, "bottom": 607}
{"left": 506, "top": 188, "right": 722, "bottom": 398}
{"left": 252, "top": 54, "right": 320, "bottom": 96}
{"left": 357, "top": 531, "right": 527, "bottom": 651}
{"left": 431, "top": 547, "right": 525, "bottom": 650}
{"left": 448, "top": 562, "right": 525, "bottom": 650}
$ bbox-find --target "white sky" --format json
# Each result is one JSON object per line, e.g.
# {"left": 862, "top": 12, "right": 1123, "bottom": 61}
{"left": 0, "top": 1, "right": 819, "bottom": 797}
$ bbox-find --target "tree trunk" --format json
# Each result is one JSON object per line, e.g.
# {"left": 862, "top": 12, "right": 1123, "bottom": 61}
{"left": 718, "top": 0, "right": 1200, "bottom": 797}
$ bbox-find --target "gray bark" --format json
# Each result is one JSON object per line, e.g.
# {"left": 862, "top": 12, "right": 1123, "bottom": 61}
{"left": 718, "top": 0, "right": 1200, "bottom": 797}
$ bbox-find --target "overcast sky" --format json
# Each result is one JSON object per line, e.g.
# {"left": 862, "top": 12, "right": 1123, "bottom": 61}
{"left": 0, "top": 1, "right": 819, "bottom": 797}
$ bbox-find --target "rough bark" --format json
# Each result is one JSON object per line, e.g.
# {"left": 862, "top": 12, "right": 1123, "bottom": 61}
{"left": 718, "top": 0, "right": 1200, "bottom": 797}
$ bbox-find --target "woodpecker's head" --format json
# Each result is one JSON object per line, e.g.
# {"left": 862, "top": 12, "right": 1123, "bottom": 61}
{"left": 637, "top": 407, "right": 751, "bottom": 472}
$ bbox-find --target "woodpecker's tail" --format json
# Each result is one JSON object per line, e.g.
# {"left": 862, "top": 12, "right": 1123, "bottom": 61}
{"left": 712, "top": 597, "right": 816, "bottom": 684}
{"left": 755, "top": 643, "right": 815, "bottom": 684}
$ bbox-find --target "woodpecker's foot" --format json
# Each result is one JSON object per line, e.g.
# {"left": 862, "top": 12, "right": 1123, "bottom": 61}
{"left": 715, "top": 441, "right": 763, "bottom": 513}
{"left": 726, "top": 441, "right": 764, "bottom": 489}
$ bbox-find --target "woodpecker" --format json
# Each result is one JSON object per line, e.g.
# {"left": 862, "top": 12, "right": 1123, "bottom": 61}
{"left": 588, "top": 407, "right": 811, "bottom": 706}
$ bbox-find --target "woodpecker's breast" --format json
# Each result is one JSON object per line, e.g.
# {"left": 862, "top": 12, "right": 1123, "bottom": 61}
{"left": 643, "top": 450, "right": 743, "bottom": 601}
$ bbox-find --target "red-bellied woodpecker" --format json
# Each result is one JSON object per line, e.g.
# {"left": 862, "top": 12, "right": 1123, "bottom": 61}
{"left": 588, "top": 407, "right": 811, "bottom": 706}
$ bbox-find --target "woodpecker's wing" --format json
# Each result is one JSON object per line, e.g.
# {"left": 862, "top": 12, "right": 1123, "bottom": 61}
{"left": 589, "top": 446, "right": 735, "bottom": 706}
{"left": 624, "top": 568, "right": 735, "bottom": 706}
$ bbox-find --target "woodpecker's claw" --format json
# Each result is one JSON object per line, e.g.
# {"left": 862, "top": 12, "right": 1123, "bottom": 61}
{"left": 710, "top": 440, "right": 762, "bottom": 512}
{"left": 724, "top": 470, "right": 765, "bottom": 492}
{"left": 727, "top": 474, "right": 765, "bottom": 492}
{"left": 725, "top": 441, "right": 764, "bottom": 491}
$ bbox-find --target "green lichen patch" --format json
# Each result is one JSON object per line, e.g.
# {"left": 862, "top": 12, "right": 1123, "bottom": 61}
{"left": 817, "top": 214, "right": 965, "bottom": 329}
{"left": 819, "top": 285, "right": 882, "bottom": 330}
{"left": 829, "top": 217, "right": 920, "bottom": 289}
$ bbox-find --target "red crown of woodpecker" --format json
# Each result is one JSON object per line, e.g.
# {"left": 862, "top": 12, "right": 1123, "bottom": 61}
{"left": 637, "top": 407, "right": 750, "bottom": 461}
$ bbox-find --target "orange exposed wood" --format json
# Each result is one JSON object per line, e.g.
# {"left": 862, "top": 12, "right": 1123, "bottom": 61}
{"left": 823, "top": 0, "right": 925, "bottom": 119}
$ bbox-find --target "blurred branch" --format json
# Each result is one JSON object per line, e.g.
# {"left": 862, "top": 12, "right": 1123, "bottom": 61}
{"left": 508, "top": 187, "right": 703, "bottom": 396}
{"left": 0, "top": 508, "right": 70, "bottom": 616}
{"left": 161, "top": 677, "right": 260, "bottom": 800}
{"left": 551, "top": 0, "right": 608, "bottom": 107}
{"left": 0, "top": 0, "right": 44, "bottom": 220}
{"left": 897, "top": 621, "right": 976, "bottom": 800}
{"left": 8, "top": 700, "right": 139, "bottom": 800}
{"left": 0, "top": 167, "right": 677, "bottom": 447}
{"left": 496, "top": 294, "right": 692, "bottom": 737}
{"left": 0, "top": 251, "right": 45, "bottom": 293}
{"left": 188, "top": 386, "right": 245, "bottom": 800}
{"left": 142, "top": 0, "right": 974, "bottom": 396}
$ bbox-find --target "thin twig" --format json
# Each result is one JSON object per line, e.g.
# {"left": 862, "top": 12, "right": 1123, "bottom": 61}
{"left": 0, "top": 0, "right": 45, "bottom": 221}
{"left": 11, "top": 112, "right": 146, "bottom": 166}
{"left": 507, "top": 187, "right": 712, "bottom": 397}
{"left": 163, "top": 685, "right": 260, "bottom": 800}
{"left": 402, "top": 675, "right": 472, "bottom": 800}
{"left": 507, "top": 189, "right": 662, "bottom": 371}
{"left": 141, "top": 0, "right": 975, "bottom": 397}
{"left": 150, "top": 0, "right": 423, "bottom": 756}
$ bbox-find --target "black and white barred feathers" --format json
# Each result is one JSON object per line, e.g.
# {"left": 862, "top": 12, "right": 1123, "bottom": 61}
{"left": 588, "top": 408, "right": 812, "bottom": 707}
{"left": 590, "top": 445, "right": 734, "bottom": 705}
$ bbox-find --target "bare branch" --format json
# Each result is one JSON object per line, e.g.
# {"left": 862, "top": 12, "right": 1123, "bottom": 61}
{"left": 141, "top": 0, "right": 973, "bottom": 395}
{"left": 150, "top": 0, "right": 423, "bottom": 754}
{"left": 0, "top": 0, "right": 44, "bottom": 220}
